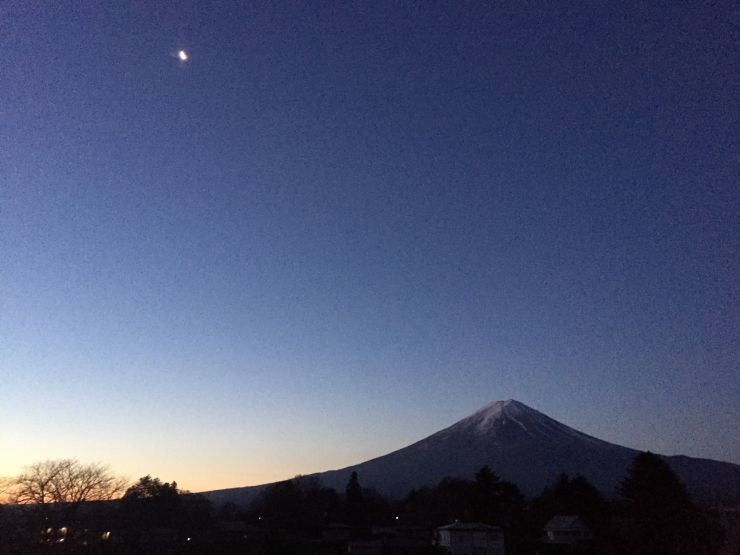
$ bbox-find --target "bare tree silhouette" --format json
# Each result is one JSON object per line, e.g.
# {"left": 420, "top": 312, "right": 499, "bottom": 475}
{"left": 11, "top": 459, "right": 127, "bottom": 507}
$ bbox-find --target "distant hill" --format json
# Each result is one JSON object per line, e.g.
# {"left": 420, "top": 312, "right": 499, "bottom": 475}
{"left": 203, "top": 399, "right": 740, "bottom": 505}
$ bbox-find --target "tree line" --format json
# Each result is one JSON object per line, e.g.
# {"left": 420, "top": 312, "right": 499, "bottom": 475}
{"left": 0, "top": 452, "right": 729, "bottom": 554}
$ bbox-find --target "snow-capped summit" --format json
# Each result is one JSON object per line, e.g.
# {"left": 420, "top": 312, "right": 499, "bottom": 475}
{"left": 454, "top": 398, "right": 545, "bottom": 435}
{"left": 441, "top": 399, "right": 609, "bottom": 449}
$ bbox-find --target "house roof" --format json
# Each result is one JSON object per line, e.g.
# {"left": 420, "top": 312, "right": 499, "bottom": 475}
{"left": 437, "top": 522, "right": 502, "bottom": 532}
{"left": 544, "top": 515, "right": 589, "bottom": 531}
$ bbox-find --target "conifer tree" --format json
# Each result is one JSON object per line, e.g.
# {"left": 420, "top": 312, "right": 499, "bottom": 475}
{"left": 618, "top": 452, "right": 722, "bottom": 555}
{"left": 345, "top": 471, "right": 364, "bottom": 527}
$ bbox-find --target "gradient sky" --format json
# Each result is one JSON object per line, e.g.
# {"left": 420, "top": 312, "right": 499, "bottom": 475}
{"left": 2, "top": 1, "right": 738, "bottom": 493}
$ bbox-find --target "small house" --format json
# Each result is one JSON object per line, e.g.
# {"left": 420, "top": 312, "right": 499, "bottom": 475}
{"left": 435, "top": 522, "right": 506, "bottom": 555}
{"left": 542, "top": 515, "right": 592, "bottom": 545}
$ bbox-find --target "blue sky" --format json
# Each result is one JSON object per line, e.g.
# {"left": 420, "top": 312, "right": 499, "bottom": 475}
{"left": 2, "top": 1, "right": 738, "bottom": 491}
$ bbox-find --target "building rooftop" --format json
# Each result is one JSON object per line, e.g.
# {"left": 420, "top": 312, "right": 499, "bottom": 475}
{"left": 437, "top": 522, "right": 502, "bottom": 532}
{"left": 544, "top": 515, "right": 589, "bottom": 531}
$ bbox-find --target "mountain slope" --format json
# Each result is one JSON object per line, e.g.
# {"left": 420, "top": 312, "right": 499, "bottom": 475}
{"left": 204, "top": 399, "right": 740, "bottom": 505}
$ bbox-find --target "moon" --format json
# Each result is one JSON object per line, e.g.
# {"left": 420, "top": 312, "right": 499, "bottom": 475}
{"left": 177, "top": 50, "right": 189, "bottom": 62}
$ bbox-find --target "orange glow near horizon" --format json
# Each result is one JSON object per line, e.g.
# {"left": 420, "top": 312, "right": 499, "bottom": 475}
{"left": 0, "top": 453, "right": 359, "bottom": 494}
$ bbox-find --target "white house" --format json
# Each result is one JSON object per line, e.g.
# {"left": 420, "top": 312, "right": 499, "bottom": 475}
{"left": 542, "top": 515, "right": 592, "bottom": 545}
{"left": 436, "top": 522, "right": 506, "bottom": 555}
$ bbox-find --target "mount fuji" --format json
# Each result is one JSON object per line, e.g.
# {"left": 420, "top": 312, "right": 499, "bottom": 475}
{"left": 204, "top": 399, "right": 740, "bottom": 505}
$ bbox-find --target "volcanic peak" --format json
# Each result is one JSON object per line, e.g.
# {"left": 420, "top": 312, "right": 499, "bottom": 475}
{"left": 454, "top": 399, "right": 537, "bottom": 435}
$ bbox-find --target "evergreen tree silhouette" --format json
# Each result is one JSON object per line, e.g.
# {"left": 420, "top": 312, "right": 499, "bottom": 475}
{"left": 618, "top": 452, "right": 723, "bottom": 555}
{"left": 345, "top": 471, "right": 364, "bottom": 528}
